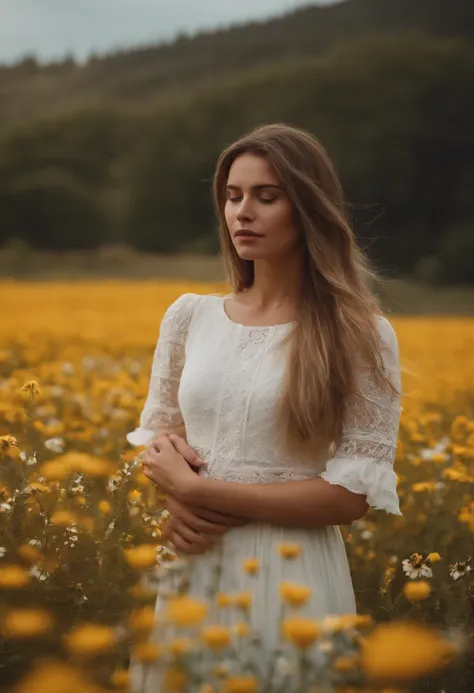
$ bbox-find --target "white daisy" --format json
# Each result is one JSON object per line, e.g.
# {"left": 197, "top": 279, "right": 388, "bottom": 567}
{"left": 44, "top": 437, "right": 65, "bottom": 453}
{"left": 420, "top": 436, "right": 450, "bottom": 461}
{"left": 449, "top": 558, "right": 471, "bottom": 580}
{"left": 402, "top": 553, "right": 433, "bottom": 579}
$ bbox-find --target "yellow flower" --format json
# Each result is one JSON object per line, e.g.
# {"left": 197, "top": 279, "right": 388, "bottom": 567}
{"left": 21, "top": 380, "right": 40, "bottom": 399}
{"left": 17, "top": 544, "right": 44, "bottom": 564}
{"left": 234, "top": 621, "right": 252, "bottom": 637}
{"left": 64, "top": 623, "right": 118, "bottom": 655}
{"left": 233, "top": 591, "right": 252, "bottom": 610}
{"left": 41, "top": 461, "right": 71, "bottom": 480}
{"left": 430, "top": 452, "right": 448, "bottom": 464}
{"left": 2, "top": 608, "right": 54, "bottom": 638}
{"left": 404, "top": 580, "right": 431, "bottom": 602}
{"left": 163, "top": 666, "right": 188, "bottom": 692}
{"left": 14, "top": 661, "right": 99, "bottom": 693}
{"left": 222, "top": 676, "right": 258, "bottom": 693}
{"left": 128, "top": 606, "right": 156, "bottom": 633}
{"left": 361, "top": 621, "right": 456, "bottom": 683}
{"left": 280, "top": 580, "right": 312, "bottom": 607}
{"left": 201, "top": 625, "right": 232, "bottom": 651}
{"left": 0, "top": 434, "right": 21, "bottom": 459}
{"left": 243, "top": 558, "right": 259, "bottom": 575}
{"left": 168, "top": 638, "right": 194, "bottom": 656}
{"left": 111, "top": 669, "right": 130, "bottom": 688}
{"left": 132, "top": 642, "right": 163, "bottom": 662}
{"left": 282, "top": 617, "right": 320, "bottom": 650}
{"left": 333, "top": 653, "right": 360, "bottom": 672}
{"left": 165, "top": 596, "right": 208, "bottom": 627}
{"left": 216, "top": 592, "right": 233, "bottom": 608}
{"left": 98, "top": 500, "right": 111, "bottom": 515}
{"left": 128, "top": 489, "right": 142, "bottom": 503}
{"left": 278, "top": 542, "right": 301, "bottom": 559}
{"left": 427, "top": 552, "right": 441, "bottom": 563}
{"left": 123, "top": 544, "right": 158, "bottom": 570}
{"left": 51, "top": 510, "right": 77, "bottom": 527}
{"left": 0, "top": 564, "right": 31, "bottom": 588}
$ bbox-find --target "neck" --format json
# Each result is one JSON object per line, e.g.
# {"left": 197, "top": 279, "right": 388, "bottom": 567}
{"left": 246, "top": 250, "right": 304, "bottom": 309}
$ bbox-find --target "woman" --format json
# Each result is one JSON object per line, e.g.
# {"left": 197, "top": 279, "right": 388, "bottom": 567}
{"left": 127, "top": 123, "right": 403, "bottom": 688}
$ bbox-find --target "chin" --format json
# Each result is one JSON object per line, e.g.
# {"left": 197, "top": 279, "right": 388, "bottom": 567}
{"left": 235, "top": 248, "right": 265, "bottom": 260}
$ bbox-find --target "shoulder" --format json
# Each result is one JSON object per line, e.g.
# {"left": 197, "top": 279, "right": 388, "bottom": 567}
{"left": 160, "top": 292, "right": 214, "bottom": 340}
{"left": 375, "top": 314, "right": 398, "bottom": 350}
{"left": 374, "top": 314, "right": 400, "bottom": 373}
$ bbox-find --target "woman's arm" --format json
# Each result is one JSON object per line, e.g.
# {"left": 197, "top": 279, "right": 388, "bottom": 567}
{"left": 178, "top": 474, "right": 368, "bottom": 528}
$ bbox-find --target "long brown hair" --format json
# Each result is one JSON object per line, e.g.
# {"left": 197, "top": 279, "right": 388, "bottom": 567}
{"left": 213, "top": 123, "right": 402, "bottom": 459}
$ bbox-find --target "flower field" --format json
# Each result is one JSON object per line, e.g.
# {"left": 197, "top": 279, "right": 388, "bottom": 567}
{"left": 0, "top": 280, "right": 473, "bottom": 693}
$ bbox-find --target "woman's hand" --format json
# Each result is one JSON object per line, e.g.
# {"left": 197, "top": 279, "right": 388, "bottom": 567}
{"left": 141, "top": 433, "right": 203, "bottom": 498}
{"left": 162, "top": 495, "right": 222, "bottom": 556}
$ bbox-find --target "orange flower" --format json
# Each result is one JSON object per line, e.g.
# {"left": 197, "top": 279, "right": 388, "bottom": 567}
{"left": 0, "top": 564, "right": 31, "bottom": 588}
{"left": 123, "top": 544, "right": 158, "bottom": 570}
{"left": 2, "top": 608, "right": 54, "bottom": 638}
{"left": 278, "top": 543, "right": 301, "bottom": 559}
{"left": 361, "top": 622, "right": 456, "bottom": 683}
{"left": 165, "top": 596, "right": 208, "bottom": 627}
{"left": 64, "top": 623, "right": 117, "bottom": 655}
{"left": 282, "top": 617, "right": 320, "bottom": 650}
{"left": 243, "top": 558, "right": 259, "bottom": 575}
{"left": 280, "top": 580, "right": 312, "bottom": 607}
{"left": 201, "top": 625, "right": 232, "bottom": 652}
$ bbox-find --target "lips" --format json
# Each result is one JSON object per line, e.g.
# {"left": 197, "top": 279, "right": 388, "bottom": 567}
{"left": 235, "top": 230, "right": 262, "bottom": 238}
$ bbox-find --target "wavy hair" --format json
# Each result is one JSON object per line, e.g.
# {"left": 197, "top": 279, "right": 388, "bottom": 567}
{"left": 212, "top": 123, "right": 402, "bottom": 459}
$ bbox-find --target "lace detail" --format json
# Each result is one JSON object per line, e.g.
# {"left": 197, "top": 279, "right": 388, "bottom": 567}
{"left": 202, "top": 466, "right": 321, "bottom": 485}
{"left": 320, "top": 316, "right": 402, "bottom": 515}
{"left": 126, "top": 293, "right": 198, "bottom": 447}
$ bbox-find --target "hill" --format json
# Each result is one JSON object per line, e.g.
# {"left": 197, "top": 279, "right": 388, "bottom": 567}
{"left": 1, "top": 0, "right": 473, "bottom": 129}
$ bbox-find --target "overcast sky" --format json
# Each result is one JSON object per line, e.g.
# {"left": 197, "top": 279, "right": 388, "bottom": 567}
{"left": 0, "top": 0, "right": 335, "bottom": 65}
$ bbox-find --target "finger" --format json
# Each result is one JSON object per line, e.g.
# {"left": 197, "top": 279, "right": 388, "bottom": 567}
{"left": 166, "top": 497, "right": 228, "bottom": 535}
{"left": 168, "top": 434, "right": 206, "bottom": 468}
{"left": 171, "top": 520, "right": 214, "bottom": 547}
{"left": 169, "top": 530, "right": 212, "bottom": 556}
{"left": 195, "top": 507, "right": 248, "bottom": 528}
{"left": 151, "top": 433, "right": 172, "bottom": 452}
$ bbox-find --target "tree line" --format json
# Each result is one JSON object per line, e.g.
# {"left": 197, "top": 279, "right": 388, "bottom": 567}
{"left": 0, "top": 33, "right": 473, "bottom": 284}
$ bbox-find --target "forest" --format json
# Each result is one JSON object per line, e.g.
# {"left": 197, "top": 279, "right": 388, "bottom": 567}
{"left": 0, "top": 0, "right": 473, "bottom": 284}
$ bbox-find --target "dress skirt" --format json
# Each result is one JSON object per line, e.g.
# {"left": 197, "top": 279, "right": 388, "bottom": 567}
{"left": 130, "top": 522, "right": 356, "bottom": 692}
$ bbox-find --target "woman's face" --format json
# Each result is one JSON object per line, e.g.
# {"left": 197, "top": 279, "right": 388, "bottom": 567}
{"left": 224, "top": 153, "right": 299, "bottom": 261}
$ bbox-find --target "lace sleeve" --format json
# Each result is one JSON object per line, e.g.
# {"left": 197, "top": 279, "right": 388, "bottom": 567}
{"left": 320, "top": 316, "right": 403, "bottom": 515}
{"left": 126, "top": 293, "right": 197, "bottom": 447}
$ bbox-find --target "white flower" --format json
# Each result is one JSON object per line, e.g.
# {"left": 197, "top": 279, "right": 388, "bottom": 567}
{"left": 402, "top": 553, "right": 433, "bottom": 579}
{"left": 30, "top": 565, "right": 49, "bottom": 582}
{"left": 0, "top": 503, "right": 12, "bottom": 512}
{"left": 449, "top": 559, "right": 471, "bottom": 581}
{"left": 361, "top": 530, "right": 373, "bottom": 540}
{"left": 61, "top": 362, "right": 75, "bottom": 376}
{"left": 44, "top": 437, "right": 65, "bottom": 453}
{"left": 50, "top": 386, "right": 64, "bottom": 398}
{"left": 420, "top": 436, "right": 450, "bottom": 461}
{"left": 0, "top": 547, "right": 7, "bottom": 557}
{"left": 275, "top": 656, "right": 297, "bottom": 677}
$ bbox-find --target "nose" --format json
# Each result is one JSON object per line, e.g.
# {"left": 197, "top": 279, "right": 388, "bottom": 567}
{"left": 236, "top": 195, "right": 256, "bottom": 223}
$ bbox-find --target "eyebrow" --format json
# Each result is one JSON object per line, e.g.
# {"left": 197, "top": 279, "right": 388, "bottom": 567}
{"left": 226, "top": 184, "right": 283, "bottom": 191}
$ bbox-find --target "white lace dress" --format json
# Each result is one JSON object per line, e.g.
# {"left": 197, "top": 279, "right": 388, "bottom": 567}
{"left": 126, "top": 292, "right": 402, "bottom": 690}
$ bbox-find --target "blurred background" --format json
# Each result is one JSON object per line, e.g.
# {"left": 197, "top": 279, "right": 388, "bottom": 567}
{"left": 0, "top": 0, "right": 473, "bottom": 311}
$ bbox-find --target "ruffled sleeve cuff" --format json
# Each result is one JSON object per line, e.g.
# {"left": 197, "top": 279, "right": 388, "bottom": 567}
{"left": 126, "top": 428, "right": 157, "bottom": 447}
{"left": 320, "top": 456, "right": 402, "bottom": 515}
